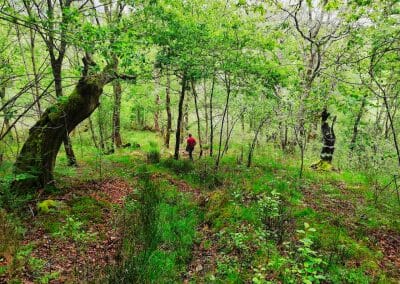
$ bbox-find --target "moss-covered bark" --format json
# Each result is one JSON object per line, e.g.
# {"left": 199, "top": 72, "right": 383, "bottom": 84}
{"left": 12, "top": 70, "right": 111, "bottom": 193}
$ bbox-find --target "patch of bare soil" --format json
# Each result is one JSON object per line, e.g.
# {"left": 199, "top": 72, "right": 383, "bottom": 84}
{"left": 1, "top": 178, "right": 132, "bottom": 283}
{"left": 73, "top": 178, "right": 133, "bottom": 205}
{"left": 301, "top": 182, "right": 400, "bottom": 278}
{"left": 301, "top": 184, "right": 358, "bottom": 217}
{"left": 371, "top": 229, "right": 400, "bottom": 277}
{"left": 151, "top": 172, "right": 202, "bottom": 201}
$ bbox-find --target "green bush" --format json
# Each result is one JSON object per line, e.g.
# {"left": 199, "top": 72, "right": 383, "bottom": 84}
{"left": 147, "top": 148, "right": 160, "bottom": 164}
{"left": 160, "top": 158, "right": 193, "bottom": 174}
{"left": 149, "top": 141, "right": 158, "bottom": 148}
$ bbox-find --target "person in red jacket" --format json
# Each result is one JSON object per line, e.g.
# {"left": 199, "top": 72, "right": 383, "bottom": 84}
{"left": 186, "top": 134, "right": 197, "bottom": 161}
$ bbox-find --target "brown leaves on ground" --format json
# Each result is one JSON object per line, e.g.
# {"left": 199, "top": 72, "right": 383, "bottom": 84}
{"left": 371, "top": 229, "right": 400, "bottom": 277}
{"left": 151, "top": 172, "right": 202, "bottom": 201}
{"left": 1, "top": 178, "right": 132, "bottom": 283}
{"left": 184, "top": 224, "right": 217, "bottom": 283}
{"left": 301, "top": 182, "right": 400, "bottom": 278}
{"left": 74, "top": 178, "right": 133, "bottom": 206}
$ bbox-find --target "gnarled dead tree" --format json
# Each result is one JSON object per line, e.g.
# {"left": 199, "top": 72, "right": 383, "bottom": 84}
{"left": 12, "top": 56, "right": 135, "bottom": 193}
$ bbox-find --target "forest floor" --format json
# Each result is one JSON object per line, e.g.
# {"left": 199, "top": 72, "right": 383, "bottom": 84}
{"left": 1, "top": 131, "right": 400, "bottom": 283}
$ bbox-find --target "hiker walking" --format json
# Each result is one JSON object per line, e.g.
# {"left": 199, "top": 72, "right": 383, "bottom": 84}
{"left": 186, "top": 134, "right": 196, "bottom": 161}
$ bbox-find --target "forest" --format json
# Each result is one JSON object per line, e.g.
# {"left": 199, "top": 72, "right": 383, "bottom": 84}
{"left": 0, "top": 0, "right": 399, "bottom": 283}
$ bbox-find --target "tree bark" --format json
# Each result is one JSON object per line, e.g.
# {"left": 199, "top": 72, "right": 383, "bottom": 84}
{"left": 174, "top": 74, "right": 187, "bottom": 160}
{"left": 112, "top": 79, "right": 123, "bottom": 148}
{"left": 319, "top": 109, "right": 336, "bottom": 163}
{"left": 12, "top": 58, "right": 123, "bottom": 193}
{"left": 181, "top": 96, "right": 189, "bottom": 144}
{"left": 191, "top": 80, "right": 203, "bottom": 157}
{"left": 350, "top": 94, "right": 367, "bottom": 151}
{"left": 0, "top": 85, "right": 10, "bottom": 136}
{"left": 154, "top": 92, "right": 160, "bottom": 132}
{"left": 203, "top": 78, "right": 209, "bottom": 145}
{"left": 383, "top": 95, "right": 400, "bottom": 167}
{"left": 215, "top": 73, "right": 230, "bottom": 168}
{"left": 165, "top": 72, "right": 172, "bottom": 148}
{"left": 247, "top": 116, "right": 269, "bottom": 168}
{"left": 209, "top": 75, "right": 215, "bottom": 157}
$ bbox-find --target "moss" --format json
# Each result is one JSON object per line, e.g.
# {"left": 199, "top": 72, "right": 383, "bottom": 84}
{"left": 311, "top": 160, "right": 333, "bottom": 171}
{"left": 37, "top": 200, "right": 60, "bottom": 213}
{"left": 70, "top": 196, "right": 109, "bottom": 223}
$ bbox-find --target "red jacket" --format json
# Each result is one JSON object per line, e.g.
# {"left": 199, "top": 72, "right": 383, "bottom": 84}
{"left": 187, "top": 137, "right": 196, "bottom": 148}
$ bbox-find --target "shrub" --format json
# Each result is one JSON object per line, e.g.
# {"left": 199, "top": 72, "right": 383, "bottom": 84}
{"left": 52, "top": 216, "right": 96, "bottom": 242}
{"left": 147, "top": 148, "right": 160, "bottom": 164}
{"left": 160, "top": 158, "right": 193, "bottom": 174}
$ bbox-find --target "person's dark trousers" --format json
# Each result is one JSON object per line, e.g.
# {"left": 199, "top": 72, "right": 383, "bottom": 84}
{"left": 189, "top": 149, "right": 193, "bottom": 160}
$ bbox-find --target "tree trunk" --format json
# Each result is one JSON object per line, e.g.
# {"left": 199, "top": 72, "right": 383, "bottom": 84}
{"left": 154, "top": 92, "right": 160, "bottom": 132}
{"left": 165, "top": 72, "right": 172, "bottom": 148}
{"left": 12, "top": 59, "right": 119, "bottom": 193}
{"left": 383, "top": 95, "right": 400, "bottom": 167}
{"left": 112, "top": 79, "right": 123, "bottom": 148}
{"left": 215, "top": 73, "right": 231, "bottom": 168}
{"left": 29, "top": 29, "right": 42, "bottom": 117}
{"left": 209, "top": 75, "right": 215, "bottom": 157}
{"left": 98, "top": 102, "right": 106, "bottom": 151}
{"left": 174, "top": 74, "right": 186, "bottom": 160}
{"left": 51, "top": 59, "right": 78, "bottom": 166}
{"left": 181, "top": 96, "right": 189, "bottom": 144}
{"left": 223, "top": 109, "right": 245, "bottom": 156}
{"left": 247, "top": 116, "right": 268, "bottom": 168}
{"left": 0, "top": 85, "right": 10, "bottom": 136}
{"left": 350, "top": 94, "right": 367, "bottom": 151}
{"left": 312, "top": 109, "right": 336, "bottom": 167}
{"left": 88, "top": 117, "right": 99, "bottom": 149}
{"left": 203, "top": 78, "right": 209, "bottom": 145}
{"left": 191, "top": 80, "right": 203, "bottom": 157}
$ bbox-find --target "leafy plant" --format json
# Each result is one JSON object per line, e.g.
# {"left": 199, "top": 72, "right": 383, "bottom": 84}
{"left": 146, "top": 147, "right": 160, "bottom": 164}
{"left": 288, "top": 223, "right": 326, "bottom": 284}
{"left": 52, "top": 217, "right": 96, "bottom": 242}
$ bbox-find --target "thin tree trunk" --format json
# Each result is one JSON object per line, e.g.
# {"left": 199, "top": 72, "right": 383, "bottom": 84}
{"left": 240, "top": 112, "right": 245, "bottom": 163}
{"left": 165, "top": 72, "right": 172, "bottom": 148}
{"left": 88, "top": 117, "right": 99, "bottom": 149}
{"left": 215, "top": 73, "right": 231, "bottom": 168}
{"left": 112, "top": 79, "right": 123, "bottom": 148}
{"left": 223, "top": 108, "right": 246, "bottom": 156}
{"left": 203, "top": 78, "right": 209, "bottom": 145}
{"left": 154, "top": 92, "right": 160, "bottom": 132}
{"left": 209, "top": 74, "right": 215, "bottom": 157}
{"left": 0, "top": 85, "right": 11, "bottom": 137}
{"left": 383, "top": 95, "right": 400, "bottom": 167}
{"left": 181, "top": 96, "right": 189, "bottom": 144}
{"left": 174, "top": 74, "right": 186, "bottom": 160}
{"left": 247, "top": 116, "right": 269, "bottom": 168}
{"left": 350, "top": 94, "right": 367, "bottom": 151}
{"left": 98, "top": 103, "right": 106, "bottom": 151}
{"left": 191, "top": 80, "right": 203, "bottom": 157}
{"left": 29, "top": 29, "right": 42, "bottom": 117}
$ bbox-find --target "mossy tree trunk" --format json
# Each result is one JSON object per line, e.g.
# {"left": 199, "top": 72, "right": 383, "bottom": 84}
{"left": 12, "top": 58, "right": 127, "bottom": 193}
